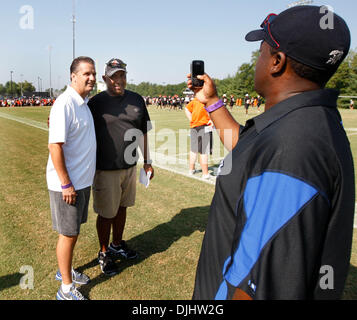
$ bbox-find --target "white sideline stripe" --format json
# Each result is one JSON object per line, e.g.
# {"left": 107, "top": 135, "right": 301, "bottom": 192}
{"left": 138, "top": 158, "right": 216, "bottom": 185}
{"left": 140, "top": 151, "right": 216, "bottom": 185}
{"left": 2, "top": 112, "right": 357, "bottom": 220}
{"left": 345, "top": 128, "right": 357, "bottom": 132}
{"left": 347, "top": 133, "right": 357, "bottom": 137}
{"left": 0, "top": 112, "right": 48, "bottom": 131}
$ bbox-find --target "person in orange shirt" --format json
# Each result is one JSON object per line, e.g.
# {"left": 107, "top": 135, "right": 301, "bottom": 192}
{"left": 185, "top": 98, "right": 213, "bottom": 180}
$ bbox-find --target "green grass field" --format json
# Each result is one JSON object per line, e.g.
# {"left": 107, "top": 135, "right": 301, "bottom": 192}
{"left": 0, "top": 105, "right": 356, "bottom": 300}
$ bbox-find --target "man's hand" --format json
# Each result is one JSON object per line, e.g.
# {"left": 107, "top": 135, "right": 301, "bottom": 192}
{"left": 62, "top": 185, "right": 77, "bottom": 205}
{"left": 143, "top": 164, "right": 154, "bottom": 180}
{"left": 187, "top": 73, "right": 220, "bottom": 106}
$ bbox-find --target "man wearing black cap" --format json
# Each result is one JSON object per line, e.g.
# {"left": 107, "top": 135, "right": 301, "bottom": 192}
{"left": 188, "top": 5, "right": 355, "bottom": 300}
{"left": 88, "top": 58, "right": 154, "bottom": 275}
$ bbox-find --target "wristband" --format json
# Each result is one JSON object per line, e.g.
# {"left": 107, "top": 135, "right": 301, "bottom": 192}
{"left": 204, "top": 99, "right": 224, "bottom": 113}
{"left": 61, "top": 182, "right": 73, "bottom": 190}
{"left": 144, "top": 159, "right": 152, "bottom": 165}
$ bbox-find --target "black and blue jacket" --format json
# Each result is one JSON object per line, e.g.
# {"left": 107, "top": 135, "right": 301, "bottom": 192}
{"left": 193, "top": 89, "right": 355, "bottom": 300}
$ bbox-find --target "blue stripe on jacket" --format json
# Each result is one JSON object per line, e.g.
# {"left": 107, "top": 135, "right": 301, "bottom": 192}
{"left": 215, "top": 171, "right": 318, "bottom": 300}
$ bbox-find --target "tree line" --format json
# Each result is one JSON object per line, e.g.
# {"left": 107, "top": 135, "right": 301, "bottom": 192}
{"left": 0, "top": 81, "right": 36, "bottom": 96}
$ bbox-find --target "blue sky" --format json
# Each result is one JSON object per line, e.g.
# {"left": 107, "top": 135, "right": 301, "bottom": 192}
{"left": 1, "top": 0, "right": 356, "bottom": 91}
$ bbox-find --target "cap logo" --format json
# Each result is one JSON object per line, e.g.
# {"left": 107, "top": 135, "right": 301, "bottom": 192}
{"left": 326, "top": 50, "right": 344, "bottom": 65}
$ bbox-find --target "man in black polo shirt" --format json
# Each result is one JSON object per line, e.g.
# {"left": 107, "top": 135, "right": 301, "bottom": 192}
{"left": 88, "top": 58, "right": 154, "bottom": 275}
{"left": 188, "top": 6, "right": 355, "bottom": 300}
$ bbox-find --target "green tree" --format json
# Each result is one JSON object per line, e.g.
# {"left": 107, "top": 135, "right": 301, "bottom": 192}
{"left": 217, "top": 49, "right": 260, "bottom": 98}
{"left": 5, "top": 81, "right": 20, "bottom": 96}
{"left": 20, "top": 81, "right": 36, "bottom": 95}
{"left": 127, "top": 81, "right": 187, "bottom": 97}
{"left": 346, "top": 49, "right": 357, "bottom": 94}
{"left": 326, "top": 60, "right": 351, "bottom": 94}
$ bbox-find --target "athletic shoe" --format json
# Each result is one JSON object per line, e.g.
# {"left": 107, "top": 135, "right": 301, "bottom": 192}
{"left": 108, "top": 241, "right": 138, "bottom": 259}
{"left": 56, "top": 285, "right": 87, "bottom": 300}
{"left": 55, "top": 269, "right": 90, "bottom": 285}
{"left": 202, "top": 174, "right": 211, "bottom": 180}
{"left": 189, "top": 169, "right": 196, "bottom": 175}
{"left": 98, "top": 251, "right": 119, "bottom": 276}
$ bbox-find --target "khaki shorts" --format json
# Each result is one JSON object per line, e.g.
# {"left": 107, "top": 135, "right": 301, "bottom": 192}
{"left": 92, "top": 167, "right": 136, "bottom": 219}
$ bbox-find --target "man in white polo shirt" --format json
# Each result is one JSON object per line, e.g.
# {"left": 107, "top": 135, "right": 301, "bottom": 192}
{"left": 47, "top": 56, "right": 96, "bottom": 300}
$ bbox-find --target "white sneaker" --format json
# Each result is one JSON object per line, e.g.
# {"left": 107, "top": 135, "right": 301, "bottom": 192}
{"left": 202, "top": 174, "right": 211, "bottom": 180}
{"left": 189, "top": 170, "right": 196, "bottom": 175}
{"left": 56, "top": 284, "right": 87, "bottom": 300}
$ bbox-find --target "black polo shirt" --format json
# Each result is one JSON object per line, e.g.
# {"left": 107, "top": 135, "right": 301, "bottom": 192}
{"left": 193, "top": 89, "right": 355, "bottom": 300}
{"left": 88, "top": 90, "right": 151, "bottom": 170}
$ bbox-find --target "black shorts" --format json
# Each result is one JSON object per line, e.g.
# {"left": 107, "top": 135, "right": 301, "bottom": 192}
{"left": 190, "top": 125, "right": 213, "bottom": 155}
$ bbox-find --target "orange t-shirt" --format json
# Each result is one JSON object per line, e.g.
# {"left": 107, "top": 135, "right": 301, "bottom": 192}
{"left": 186, "top": 98, "right": 210, "bottom": 128}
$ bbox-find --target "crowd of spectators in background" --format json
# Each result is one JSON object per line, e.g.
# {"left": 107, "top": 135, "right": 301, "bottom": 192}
{"left": 0, "top": 97, "right": 56, "bottom": 107}
{"left": 0, "top": 92, "right": 263, "bottom": 111}
{"left": 144, "top": 93, "right": 263, "bottom": 113}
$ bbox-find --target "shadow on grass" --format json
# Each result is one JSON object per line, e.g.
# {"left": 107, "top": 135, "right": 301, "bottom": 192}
{"left": 342, "top": 264, "right": 357, "bottom": 299}
{"left": 0, "top": 273, "right": 23, "bottom": 292}
{"left": 193, "top": 165, "right": 220, "bottom": 176}
{"left": 77, "top": 205, "right": 209, "bottom": 298}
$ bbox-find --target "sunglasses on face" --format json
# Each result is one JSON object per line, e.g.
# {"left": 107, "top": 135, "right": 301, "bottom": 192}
{"left": 260, "top": 13, "right": 280, "bottom": 48}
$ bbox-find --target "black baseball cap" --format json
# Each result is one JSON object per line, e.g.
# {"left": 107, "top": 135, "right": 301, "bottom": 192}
{"left": 245, "top": 5, "right": 351, "bottom": 72}
{"left": 105, "top": 58, "right": 127, "bottom": 77}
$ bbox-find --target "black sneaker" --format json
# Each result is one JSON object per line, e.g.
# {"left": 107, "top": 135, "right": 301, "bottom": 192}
{"left": 108, "top": 241, "right": 138, "bottom": 259}
{"left": 97, "top": 251, "right": 118, "bottom": 276}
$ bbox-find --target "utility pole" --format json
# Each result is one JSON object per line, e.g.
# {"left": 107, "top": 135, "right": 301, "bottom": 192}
{"left": 72, "top": 0, "right": 76, "bottom": 60}
{"left": 49, "top": 45, "right": 53, "bottom": 98}
{"left": 10, "top": 71, "right": 13, "bottom": 97}
{"left": 38, "top": 76, "right": 42, "bottom": 92}
{"left": 20, "top": 74, "right": 24, "bottom": 96}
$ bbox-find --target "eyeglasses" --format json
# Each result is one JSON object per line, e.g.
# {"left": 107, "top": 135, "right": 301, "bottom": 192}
{"left": 260, "top": 13, "right": 280, "bottom": 48}
{"left": 107, "top": 60, "right": 127, "bottom": 69}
